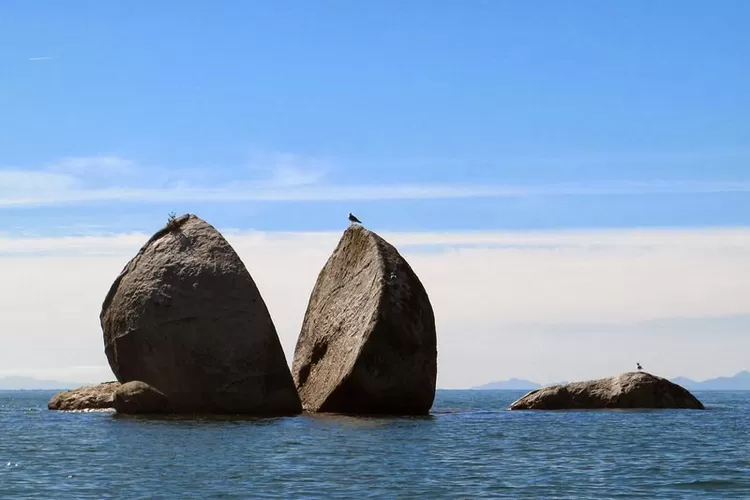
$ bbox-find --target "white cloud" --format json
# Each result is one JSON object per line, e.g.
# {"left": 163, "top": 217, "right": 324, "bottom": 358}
{"left": 269, "top": 165, "right": 325, "bottom": 187}
{"left": 3, "top": 155, "right": 750, "bottom": 207}
{"left": 0, "top": 170, "right": 76, "bottom": 198}
{"left": 48, "top": 156, "right": 137, "bottom": 176}
{"left": 4, "top": 180, "right": 750, "bottom": 208}
{"left": 247, "top": 151, "right": 329, "bottom": 187}
{"left": 1, "top": 227, "right": 749, "bottom": 388}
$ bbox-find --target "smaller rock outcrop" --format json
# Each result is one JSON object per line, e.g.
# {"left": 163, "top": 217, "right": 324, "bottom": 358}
{"left": 509, "top": 372, "right": 704, "bottom": 410}
{"left": 113, "top": 381, "right": 172, "bottom": 414}
{"left": 292, "top": 225, "right": 437, "bottom": 415}
{"left": 48, "top": 382, "right": 120, "bottom": 411}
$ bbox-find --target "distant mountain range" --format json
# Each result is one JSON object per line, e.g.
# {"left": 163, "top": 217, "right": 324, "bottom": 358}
{"left": 474, "top": 371, "right": 750, "bottom": 391}
{"left": 670, "top": 371, "right": 750, "bottom": 391}
{"left": 0, "top": 376, "right": 82, "bottom": 391}
{"left": 472, "top": 378, "right": 542, "bottom": 390}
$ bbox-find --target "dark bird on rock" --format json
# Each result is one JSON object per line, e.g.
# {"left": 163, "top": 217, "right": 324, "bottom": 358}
{"left": 348, "top": 213, "right": 362, "bottom": 224}
{"left": 636, "top": 362, "right": 643, "bottom": 371}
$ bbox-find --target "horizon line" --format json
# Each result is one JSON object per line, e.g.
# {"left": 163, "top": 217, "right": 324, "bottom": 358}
{"left": 1, "top": 369, "right": 748, "bottom": 391}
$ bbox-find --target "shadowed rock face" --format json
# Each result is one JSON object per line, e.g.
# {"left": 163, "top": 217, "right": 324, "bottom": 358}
{"left": 101, "top": 214, "right": 301, "bottom": 415}
{"left": 509, "top": 372, "right": 705, "bottom": 410}
{"left": 48, "top": 382, "right": 120, "bottom": 411}
{"left": 292, "top": 225, "right": 437, "bottom": 415}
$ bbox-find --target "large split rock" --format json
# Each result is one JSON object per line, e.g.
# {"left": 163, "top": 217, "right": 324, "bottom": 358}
{"left": 101, "top": 214, "right": 301, "bottom": 415}
{"left": 292, "top": 224, "right": 437, "bottom": 415}
{"left": 509, "top": 372, "right": 705, "bottom": 410}
{"left": 48, "top": 382, "right": 120, "bottom": 411}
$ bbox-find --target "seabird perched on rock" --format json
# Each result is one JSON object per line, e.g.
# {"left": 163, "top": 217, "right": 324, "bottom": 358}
{"left": 348, "top": 213, "right": 362, "bottom": 224}
{"left": 636, "top": 362, "right": 643, "bottom": 371}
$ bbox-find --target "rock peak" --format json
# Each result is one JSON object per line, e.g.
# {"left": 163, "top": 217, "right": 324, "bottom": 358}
{"left": 292, "top": 226, "right": 437, "bottom": 415}
{"left": 100, "top": 214, "right": 301, "bottom": 415}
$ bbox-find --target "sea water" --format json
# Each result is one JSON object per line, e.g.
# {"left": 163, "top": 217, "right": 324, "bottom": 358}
{"left": 0, "top": 390, "right": 748, "bottom": 498}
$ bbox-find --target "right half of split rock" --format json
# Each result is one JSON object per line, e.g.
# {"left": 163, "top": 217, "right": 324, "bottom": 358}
{"left": 292, "top": 224, "right": 438, "bottom": 415}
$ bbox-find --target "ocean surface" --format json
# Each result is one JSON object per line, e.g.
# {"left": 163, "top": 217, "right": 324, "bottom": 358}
{"left": 1, "top": 390, "right": 748, "bottom": 499}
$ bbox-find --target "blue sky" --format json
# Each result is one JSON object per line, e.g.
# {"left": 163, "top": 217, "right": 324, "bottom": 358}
{"left": 1, "top": 2, "right": 750, "bottom": 386}
{"left": 1, "top": 1, "right": 749, "bottom": 234}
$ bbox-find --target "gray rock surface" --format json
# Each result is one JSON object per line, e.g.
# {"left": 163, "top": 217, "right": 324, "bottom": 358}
{"left": 292, "top": 225, "right": 437, "bottom": 414}
{"left": 509, "top": 372, "right": 705, "bottom": 410}
{"left": 48, "top": 382, "right": 120, "bottom": 411}
{"left": 101, "top": 214, "right": 301, "bottom": 415}
{"left": 113, "top": 381, "right": 172, "bottom": 414}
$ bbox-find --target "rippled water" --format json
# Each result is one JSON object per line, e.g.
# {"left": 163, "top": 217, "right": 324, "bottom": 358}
{"left": 1, "top": 390, "right": 748, "bottom": 498}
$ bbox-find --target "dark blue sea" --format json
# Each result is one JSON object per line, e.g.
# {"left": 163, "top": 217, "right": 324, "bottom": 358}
{"left": 1, "top": 390, "right": 748, "bottom": 499}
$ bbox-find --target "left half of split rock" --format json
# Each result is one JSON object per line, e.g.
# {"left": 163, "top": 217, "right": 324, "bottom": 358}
{"left": 50, "top": 214, "right": 302, "bottom": 415}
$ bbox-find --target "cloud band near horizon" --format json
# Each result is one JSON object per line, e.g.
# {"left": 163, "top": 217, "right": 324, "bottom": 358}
{"left": 1, "top": 226, "right": 749, "bottom": 387}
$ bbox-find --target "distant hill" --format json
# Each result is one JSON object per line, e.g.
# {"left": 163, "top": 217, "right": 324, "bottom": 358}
{"left": 472, "top": 378, "right": 541, "bottom": 390}
{"left": 671, "top": 371, "right": 750, "bottom": 391}
{"left": 0, "top": 376, "right": 81, "bottom": 391}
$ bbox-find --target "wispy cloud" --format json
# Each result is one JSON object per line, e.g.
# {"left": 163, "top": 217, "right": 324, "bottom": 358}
{"left": 269, "top": 165, "right": 326, "bottom": 187}
{"left": 2, "top": 154, "right": 750, "bottom": 208}
{"left": 242, "top": 150, "right": 329, "bottom": 187}
{"left": 2, "top": 178, "right": 750, "bottom": 208}
{"left": 48, "top": 156, "right": 136, "bottom": 175}
{"left": 28, "top": 56, "right": 57, "bottom": 61}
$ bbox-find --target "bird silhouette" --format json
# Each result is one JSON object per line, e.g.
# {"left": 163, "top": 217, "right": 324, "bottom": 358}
{"left": 636, "top": 362, "right": 643, "bottom": 371}
{"left": 348, "top": 212, "right": 362, "bottom": 224}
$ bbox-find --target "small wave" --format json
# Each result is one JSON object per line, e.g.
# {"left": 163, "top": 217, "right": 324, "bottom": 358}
{"left": 672, "top": 479, "right": 749, "bottom": 490}
{"left": 60, "top": 408, "right": 116, "bottom": 413}
{"left": 430, "top": 408, "right": 464, "bottom": 414}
